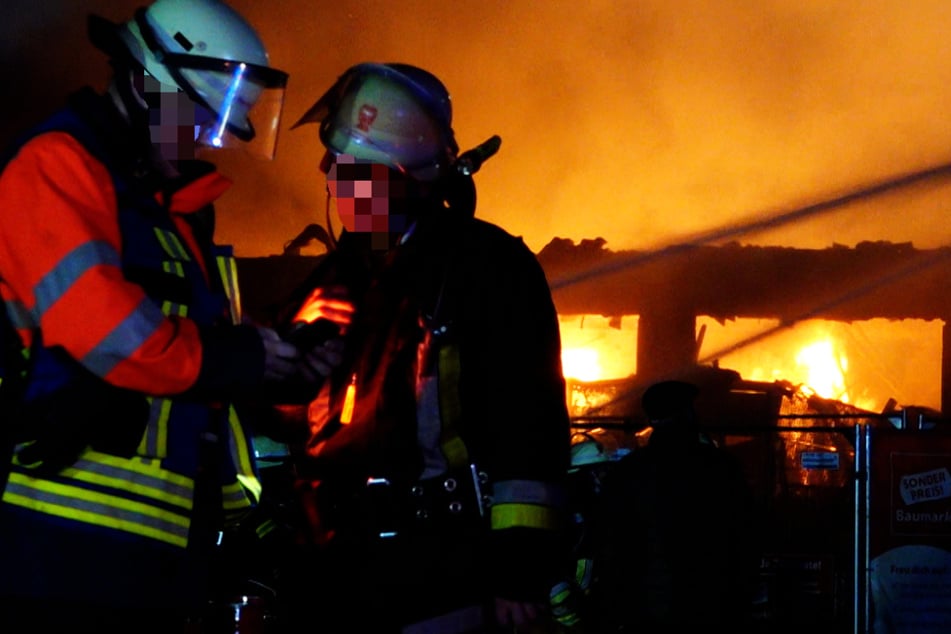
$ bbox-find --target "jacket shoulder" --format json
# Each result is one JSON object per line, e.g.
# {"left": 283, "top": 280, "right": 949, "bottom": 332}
{"left": 461, "top": 217, "right": 539, "bottom": 263}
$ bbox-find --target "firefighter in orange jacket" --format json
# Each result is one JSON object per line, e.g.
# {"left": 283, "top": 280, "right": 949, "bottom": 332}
{"left": 273, "top": 63, "right": 572, "bottom": 633}
{"left": 0, "top": 2, "right": 341, "bottom": 632}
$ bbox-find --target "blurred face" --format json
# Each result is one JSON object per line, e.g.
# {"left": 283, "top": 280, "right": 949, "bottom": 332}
{"left": 135, "top": 71, "right": 216, "bottom": 163}
{"left": 326, "top": 154, "right": 412, "bottom": 249}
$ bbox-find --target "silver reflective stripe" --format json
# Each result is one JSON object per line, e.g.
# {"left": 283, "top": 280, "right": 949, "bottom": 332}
{"left": 416, "top": 371, "right": 447, "bottom": 479}
{"left": 68, "top": 453, "right": 193, "bottom": 504}
{"left": 141, "top": 397, "right": 172, "bottom": 458}
{"left": 82, "top": 296, "right": 166, "bottom": 377}
{"left": 3, "top": 453, "right": 194, "bottom": 548}
{"left": 492, "top": 479, "right": 565, "bottom": 506}
{"left": 4, "top": 298, "right": 33, "bottom": 330}
{"left": 32, "top": 240, "right": 120, "bottom": 319}
{"left": 3, "top": 477, "right": 189, "bottom": 542}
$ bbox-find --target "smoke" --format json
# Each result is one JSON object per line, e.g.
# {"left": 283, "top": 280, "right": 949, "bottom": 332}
{"left": 237, "top": 0, "right": 951, "bottom": 256}
{"left": 6, "top": 0, "right": 951, "bottom": 256}
{"left": 4, "top": 1, "right": 951, "bottom": 409}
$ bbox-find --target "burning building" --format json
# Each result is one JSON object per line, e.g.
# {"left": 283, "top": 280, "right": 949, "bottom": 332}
{"left": 237, "top": 230, "right": 951, "bottom": 632}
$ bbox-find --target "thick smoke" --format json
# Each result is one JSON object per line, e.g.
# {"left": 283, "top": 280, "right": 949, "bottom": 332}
{"left": 4, "top": 0, "right": 951, "bottom": 409}
{"left": 7, "top": 0, "right": 951, "bottom": 256}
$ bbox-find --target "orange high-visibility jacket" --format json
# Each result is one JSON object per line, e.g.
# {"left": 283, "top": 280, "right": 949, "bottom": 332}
{"left": 0, "top": 88, "right": 265, "bottom": 611}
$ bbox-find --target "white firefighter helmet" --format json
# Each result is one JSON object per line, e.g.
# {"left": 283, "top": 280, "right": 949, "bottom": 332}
{"left": 569, "top": 434, "right": 615, "bottom": 473}
{"left": 292, "top": 63, "right": 460, "bottom": 182}
{"left": 90, "top": 0, "right": 288, "bottom": 159}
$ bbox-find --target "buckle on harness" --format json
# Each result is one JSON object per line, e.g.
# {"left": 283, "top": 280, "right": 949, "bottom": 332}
{"left": 364, "top": 465, "right": 493, "bottom": 540}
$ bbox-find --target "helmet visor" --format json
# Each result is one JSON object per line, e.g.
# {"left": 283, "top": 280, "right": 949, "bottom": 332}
{"left": 162, "top": 53, "right": 288, "bottom": 160}
{"left": 294, "top": 63, "right": 457, "bottom": 181}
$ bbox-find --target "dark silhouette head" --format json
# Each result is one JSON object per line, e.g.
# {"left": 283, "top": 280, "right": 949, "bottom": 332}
{"left": 641, "top": 380, "right": 702, "bottom": 444}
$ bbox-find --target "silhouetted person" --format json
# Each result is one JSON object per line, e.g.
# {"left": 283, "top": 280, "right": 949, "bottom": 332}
{"left": 589, "top": 380, "right": 761, "bottom": 632}
{"left": 271, "top": 62, "right": 571, "bottom": 633}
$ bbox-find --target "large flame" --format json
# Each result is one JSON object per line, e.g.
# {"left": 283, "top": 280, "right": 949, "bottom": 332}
{"left": 562, "top": 336, "right": 853, "bottom": 402}
{"left": 794, "top": 338, "right": 848, "bottom": 402}
{"left": 562, "top": 348, "right": 602, "bottom": 382}
{"left": 559, "top": 315, "right": 938, "bottom": 412}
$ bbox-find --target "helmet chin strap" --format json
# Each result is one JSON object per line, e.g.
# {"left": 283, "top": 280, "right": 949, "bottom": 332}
{"left": 324, "top": 190, "right": 339, "bottom": 250}
{"left": 110, "top": 65, "right": 150, "bottom": 136}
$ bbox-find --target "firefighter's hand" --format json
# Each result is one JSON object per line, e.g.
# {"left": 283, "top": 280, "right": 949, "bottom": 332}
{"left": 494, "top": 597, "right": 545, "bottom": 629}
{"left": 258, "top": 326, "right": 302, "bottom": 382}
{"left": 293, "top": 284, "right": 355, "bottom": 329}
{"left": 297, "top": 336, "right": 345, "bottom": 383}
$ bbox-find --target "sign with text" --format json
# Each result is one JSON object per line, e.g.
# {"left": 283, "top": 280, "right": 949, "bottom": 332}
{"left": 868, "top": 430, "right": 951, "bottom": 633}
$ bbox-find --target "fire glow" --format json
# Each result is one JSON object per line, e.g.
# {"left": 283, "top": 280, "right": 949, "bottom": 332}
{"left": 559, "top": 315, "right": 941, "bottom": 414}
{"left": 561, "top": 337, "right": 853, "bottom": 401}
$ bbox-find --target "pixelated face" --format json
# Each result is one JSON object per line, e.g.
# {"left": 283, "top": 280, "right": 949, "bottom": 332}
{"left": 326, "top": 154, "right": 411, "bottom": 247}
{"left": 136, "top": 72, "right": 216, "bottom": 163}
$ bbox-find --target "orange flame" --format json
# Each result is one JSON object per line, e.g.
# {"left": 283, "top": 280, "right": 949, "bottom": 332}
{"left": 558, "top": 314, "right": 893, "bottom": 412}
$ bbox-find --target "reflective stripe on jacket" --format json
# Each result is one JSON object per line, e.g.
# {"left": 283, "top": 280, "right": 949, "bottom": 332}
{"left": 297, "top": 216, "right": 572, "bottom": 603}
{"left": 0, "top": 89, "right": 261, "bottom": 605}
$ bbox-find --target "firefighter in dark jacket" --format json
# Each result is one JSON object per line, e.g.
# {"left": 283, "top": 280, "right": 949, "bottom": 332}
{"left": 0, "top": 1, "right": 338, "bottom": 632}
{"left": 274, "top": 62, "right": 573, "bottom": 633}
{"left": 589, "top": 380, "right": 761, "bottom": 632}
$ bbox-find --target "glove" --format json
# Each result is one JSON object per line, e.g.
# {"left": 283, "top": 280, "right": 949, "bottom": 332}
{"left": 258, "top": 326, "right": 301, "bottom": 383}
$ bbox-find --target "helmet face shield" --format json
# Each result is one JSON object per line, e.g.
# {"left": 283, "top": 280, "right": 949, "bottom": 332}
{"left": 109, "top": 2, "right": 289, "bottom": 160}
{"left": 163, "top": 54, "right": 287, "bottom": 159}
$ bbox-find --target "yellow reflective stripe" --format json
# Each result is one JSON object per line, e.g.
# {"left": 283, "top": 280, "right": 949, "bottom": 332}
{"left": 441, "top": 436, "right": 468, "bottom": 469}
{"left": 492, "top": 479, "right": 565, "bottom": 506}
{"left": 216, "top": 254, "right": 242, "bottom": 325}
{"left": 437, "top": 343, "right": 468, "bottom": 469}
{"left": 575, "top": 557, "right": 594, "bottom": 591}
{"left": 140, "top": 397, "right": 172, "bottom": 458}
{"left": 234, "top": 474, "right": 261, "bottom": 505}
{"left": 255, "top": 518, "right": 277, "bottom": 539}
{"left": 161, "top": 300, "right": 188, "bottom": 317}
{"left": 556, "top": 611, "right": 581, "bottom": 628}
{"left": 227, "top": 405, "right": 256, "bottom": 478}
{"left": 225, "top": 405, "right": 261, "bottom": 505}
{"left": 550, "top": 582, "right": 572, "bottom": 604}
{"left": 4, "top": 472, "right": 190, "bottom": 547}
{"left": 490, "top": 502, "right": 559, "bottom": 530}
{"left": 77, "top": 450, "right": 191, "bottom": 484}
{"left": 62, "top": 451, "right": 193, "bottom": 507}
{"left": 549, "top": 581, "right": 582, "bottom": 627}
{"left": 162, "top": 260, "right": 185, "bottom": 277}
{"left": 153, "top": 228, "right": 191, "bottom": 261}
{"left": 222, "top": 479, "right": 256, "bottom": 511}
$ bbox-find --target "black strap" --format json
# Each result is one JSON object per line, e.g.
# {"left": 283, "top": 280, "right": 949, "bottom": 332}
{"left": 0, "top": 295, "right": 28, "bottom": 494}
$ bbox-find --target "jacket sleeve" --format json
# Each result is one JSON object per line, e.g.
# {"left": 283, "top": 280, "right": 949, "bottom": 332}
{"left": 0, "top": 132, "right": 259, "bottom": 397}
{"left": 461, "top": 226, "right": 573, "bottom": 602}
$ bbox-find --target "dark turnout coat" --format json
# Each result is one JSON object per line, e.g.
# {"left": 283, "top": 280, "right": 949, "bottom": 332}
{"left": 590, "top": 425, "right": 761, "bottom": 631}
{"left": 278, "top": 211, "right": 572, "bottom": 632}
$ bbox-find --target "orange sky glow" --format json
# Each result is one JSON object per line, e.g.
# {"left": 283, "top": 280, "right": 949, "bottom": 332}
{"left": 5, "top": 0, "right": 951, "bottom": 411}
